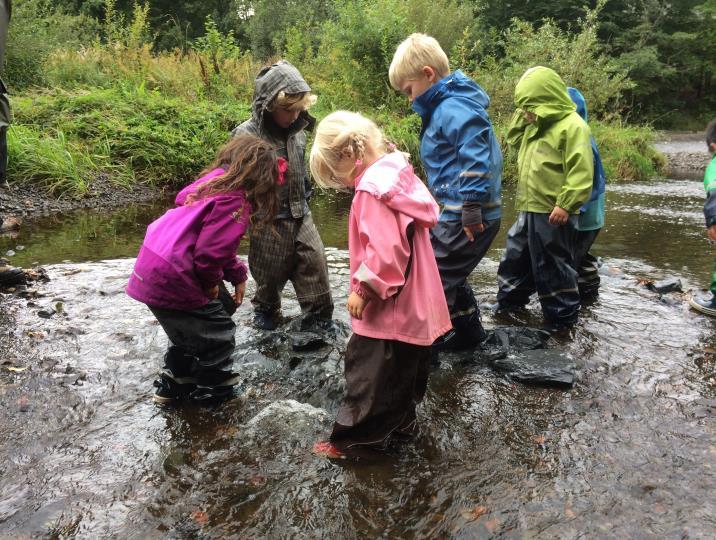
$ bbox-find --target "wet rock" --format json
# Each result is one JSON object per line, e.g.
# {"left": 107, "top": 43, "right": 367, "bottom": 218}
{"left": 477, "top": 326, "right": 551, "bottom": 362}
{"left": 240, "top": 400, "right": 331, "bottom": 455}
{"left": 645, "top": 277, "right": 682, "bottom": 294}
{"left": 492, "top": 349, "right": 576, "bottom": 387}
{"left": 37, "top": 306, "right": 57, "bottom": 319}
{"left": 0, "top": 266, "right": 27, "bottom": 287}
{"left": 290, "top": 331, "right": 330, "bottom": 351}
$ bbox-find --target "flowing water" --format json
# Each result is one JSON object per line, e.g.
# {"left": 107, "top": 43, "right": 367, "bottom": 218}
{"left": 0, "top": 171, "right": 714, "bottom": 538}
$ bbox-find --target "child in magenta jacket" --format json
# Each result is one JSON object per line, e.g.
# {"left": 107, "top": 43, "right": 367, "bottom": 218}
{"left": 308, "top": 111, "right": 451, "bottom": 457}
{"left": 127, "top": 134, "right": 283, "bottom": 404}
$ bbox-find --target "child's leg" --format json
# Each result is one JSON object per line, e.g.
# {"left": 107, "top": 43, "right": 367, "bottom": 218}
{"left": 528, "top": 214, "right": 581, "bottom": 324}
{"left": 150, "top": 299, "right": 237, "bottom": 402}
{"left": 290, "top": 214, "right": 334, "bottom": 321}
{"left": 248, "top": 220, "right": 295, "bottom": 318}
{"left": 496, "top": 212, "right": 536, "bottom": 307}
{"left": 431, "top": 218, "right": 501, "bottom": 317}
{"left": 573, "top": 229, "right": 601, "bottom": 299}
{"left": 329, "top": 335, "right": 430, "bottom": 451}
{"left": 711, "top": 261, "right": 716, "bottom": 294}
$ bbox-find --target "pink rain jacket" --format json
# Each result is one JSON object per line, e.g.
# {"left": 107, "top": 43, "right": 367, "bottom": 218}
{"left": 126, "top": 168, "right": 250, "bottom": 310}
{"left": 350, "top": 152, "right": 452, "bottom": 346}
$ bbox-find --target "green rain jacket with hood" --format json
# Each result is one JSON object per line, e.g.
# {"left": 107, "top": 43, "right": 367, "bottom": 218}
{"left": 506, "top": 66, "right": 593, "bottom": 214}
{"left": 231, "top": 60, "right": 315, "bottom": 219}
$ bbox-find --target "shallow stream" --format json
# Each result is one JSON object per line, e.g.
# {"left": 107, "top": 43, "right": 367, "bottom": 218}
{"left": 0, "top": 171, "right": 714, "bottom": 538}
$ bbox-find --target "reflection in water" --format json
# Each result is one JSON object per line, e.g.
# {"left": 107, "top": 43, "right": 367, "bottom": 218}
{"left": 0, "top": 178, "right": 714, "bottom": 537}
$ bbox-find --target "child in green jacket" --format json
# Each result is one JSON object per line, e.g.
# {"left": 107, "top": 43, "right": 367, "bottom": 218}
{"left": 689, "top": 118, "right": 716, "bottom": 317}
{"left": 495, "top": 67, "right": 593, "bottom": 329}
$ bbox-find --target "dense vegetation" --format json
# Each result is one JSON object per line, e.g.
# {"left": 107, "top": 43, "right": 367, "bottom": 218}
{"left": 6, "top": 0, "right": 696, "bottom": 195}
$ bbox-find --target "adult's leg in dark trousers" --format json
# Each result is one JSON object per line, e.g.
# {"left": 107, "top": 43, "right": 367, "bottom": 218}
{"left": 248, "top": 219, "right": 294, "bottom": 317}
{"left": 528, "top": 214, "right": 581, "bottom": 324}
{"left": 330, "top": 335, "right": 428, "bottom": 450}
{"left": 496, "top": 212, "right": 536, "bottom": 308}
{"left": 290, "top": 213, "right": 334, "bottom": 320}
{"left": 573, "top": 229, "right": 601, "bottom": 299}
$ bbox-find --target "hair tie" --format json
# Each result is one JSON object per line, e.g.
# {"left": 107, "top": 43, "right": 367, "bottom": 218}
{"left": 276, "top": 157, "right": 288, "bottom": 185}
{"left": 387, "top": 141, "right": 397, "bottom": 152}
{"left": 354, "top": 159, "right": 363, "bottom": 167}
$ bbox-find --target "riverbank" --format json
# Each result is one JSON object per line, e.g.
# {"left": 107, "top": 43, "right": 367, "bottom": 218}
{"left": 654, "top": 131, "right": 710, "bottom": 176}
{"left": 0, "top": 175, "right": 163, "bottom": 222}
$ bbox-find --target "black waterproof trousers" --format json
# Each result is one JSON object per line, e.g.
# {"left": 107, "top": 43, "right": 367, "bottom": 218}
{"left": 149, "top": 284, "right": 238, "bottom": 388}
{"left": 330, "top": 335, "right": 431, "bottom": 451}
{"left": 431, "top": 218, "right": 501, "bottom": 334}
{"left": 573, "top": 228, "right": 601, "bottom": 299}
{"left": 496, "top": 212, "right": 580, "bottom": 324}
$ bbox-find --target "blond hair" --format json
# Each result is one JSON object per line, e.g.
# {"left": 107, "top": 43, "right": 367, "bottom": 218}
{"left": 309, "top": 111, "right": 387, "bottom": 190}
{"left": 389, "top": 33, "right": 450, "bottom": 90}
{"left": 267, "top": 91, "right": 317, "bottom": 112}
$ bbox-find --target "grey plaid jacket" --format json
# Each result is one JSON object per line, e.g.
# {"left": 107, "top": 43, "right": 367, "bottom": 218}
{"left": 231, "top": 60, "right": 315, "bottom": 219}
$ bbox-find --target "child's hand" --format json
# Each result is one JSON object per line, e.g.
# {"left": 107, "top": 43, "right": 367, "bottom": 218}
{"left": 204, "top": 284, "right": 219, "bottom": 299}
{"left": 347, "top": 291, "right": 368, "bottom": 320}
{"left": 708, "top": 224, "right": 716, "bottom": 243}
{"left": 548, "top": 206, "right": 569, "bottom": 226}
{"left": 463, "top": 223, "right": 486, "bottom": 242}
{"left": 234, "top": 281, "right": 246, "bottom": 306}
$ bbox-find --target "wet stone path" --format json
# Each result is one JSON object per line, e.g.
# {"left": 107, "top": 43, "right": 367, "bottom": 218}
{"left": 0, "top": 173, "right": 715, "bottom": 538}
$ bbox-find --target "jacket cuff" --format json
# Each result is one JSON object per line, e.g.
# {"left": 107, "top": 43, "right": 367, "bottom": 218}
{"left": 461, "top": 201, "right": 482, "bottom": 227}
{"left": 351, "top": 283, "right": 373, "bottom": 301}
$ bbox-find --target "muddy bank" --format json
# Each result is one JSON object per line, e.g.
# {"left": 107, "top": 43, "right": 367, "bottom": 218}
{"left": 0, "top": 176, "right": 164, "bottom": 222}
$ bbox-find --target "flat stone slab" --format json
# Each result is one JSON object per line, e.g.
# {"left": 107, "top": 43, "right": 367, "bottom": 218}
{"left": 492, "top": 348, "right": 576, "bottom": 388}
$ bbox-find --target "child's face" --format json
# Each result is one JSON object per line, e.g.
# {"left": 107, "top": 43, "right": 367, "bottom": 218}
{"left": 399, "top": 66, "right": 438, "bottom": 103}
{"left": 710, "top": 142, "right": 716, "bottom": 155}
{"left": 271, "top": 106, "right": 302, "bottom": 129}
{"left": 522, "top": 110, "right": 537, "bottom": 124}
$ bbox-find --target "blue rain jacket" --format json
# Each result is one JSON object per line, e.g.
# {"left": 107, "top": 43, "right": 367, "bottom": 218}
{"left": 567, "top": 87, "right": 606, "bottom": 231}
{"left": 412, "top": 70, "right": 502, "bottom": 222}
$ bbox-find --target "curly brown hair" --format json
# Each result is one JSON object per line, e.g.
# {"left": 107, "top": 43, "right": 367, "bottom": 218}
{"left": 187, "top": 134, "right": 280, "bottom": 228}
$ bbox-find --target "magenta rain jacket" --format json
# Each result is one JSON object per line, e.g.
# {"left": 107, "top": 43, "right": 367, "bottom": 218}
{"left": 126, "top": 168, "right": 250, "bottom": 310}
{"left": 350, "top": 152, "right": 452, "bottom": 346}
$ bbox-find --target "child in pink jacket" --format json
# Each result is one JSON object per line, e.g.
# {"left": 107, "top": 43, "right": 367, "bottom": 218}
{"left": 126, "top": 134, "right": 284, "bottom": 404}
{"left": 309, "top": 111, "right": 451, "bottom": 457}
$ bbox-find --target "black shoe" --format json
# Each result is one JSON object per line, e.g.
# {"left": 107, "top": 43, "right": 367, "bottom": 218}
{"left": 689, "top": 293, "right": 716, "bottom": 317}
{"left": 253, "top": 310, "right": 278, "bottom": 330}
{"left": 542, "top": 320, "right": 576, "bottom": 334}
{"left": 188, "top": 384, "right": 235, "bottom": 404}
{"left": 152, "top": 374, "right": 197, "bottom": 405}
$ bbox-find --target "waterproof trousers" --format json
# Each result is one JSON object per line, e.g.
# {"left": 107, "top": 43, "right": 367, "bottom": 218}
{"left": 573, "top": 228, "right": 601, "bottom": 299}
{"left": 330, "top": 334, "right": 431, "bottom": 451}
{"left": 711, "top": 261, "right": 716, "bottom": 294}
{"left": 496, "top": 212, "right": 580, "bottom": 324}
{"left": 431, "top": 217, "right": 501, "bottom": 330}
{"left": 149, "top": 284, "right": 238, "bottom": 388}
{"left": 248, "top": 213, "right": 333, "bottom": 320}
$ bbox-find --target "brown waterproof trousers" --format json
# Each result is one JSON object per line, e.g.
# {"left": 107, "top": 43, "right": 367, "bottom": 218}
{"left": 330, "top": 334, "right": 431, "bottom": 451}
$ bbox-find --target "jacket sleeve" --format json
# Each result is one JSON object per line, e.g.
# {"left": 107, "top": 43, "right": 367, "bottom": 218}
{"left": 557, "top": 122, "right": 594, "bottom": 213}
{"left": 223, "top": 257, "right": 248, "bottom": 285}
{"left": 193, "top": 198, "right": 247, "bottom": 289}
{"left": 441, "top": 103, "right": 496, "bottom": 203}
{"left": 705, "top": 189, "right": 716, "bottom": 227}
{"left": 351, "top": 192, "right": 412, "bottom": 300}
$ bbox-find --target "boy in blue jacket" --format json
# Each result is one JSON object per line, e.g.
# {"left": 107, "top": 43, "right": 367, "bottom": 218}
{"left": 567, "top": 87, "right": 606, "bottom": 300}
{"left": 389, "top": 33, "right": 503, "bottom": 349}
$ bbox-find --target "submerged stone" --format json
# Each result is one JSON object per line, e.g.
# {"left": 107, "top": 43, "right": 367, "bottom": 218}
{"left": 493, "top": 349, "right": 576, "bottom": 387}
{"left": 647, "top": 277, "right": 682, "bottom": 294}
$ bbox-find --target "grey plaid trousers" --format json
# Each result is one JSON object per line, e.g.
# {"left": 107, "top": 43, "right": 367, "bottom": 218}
{"left": 248, "top": 213, "right": 334, "bottom": 318}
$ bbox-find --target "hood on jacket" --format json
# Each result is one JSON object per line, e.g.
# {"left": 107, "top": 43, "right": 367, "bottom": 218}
{"left": 251, "top": 60, "right": 313, "bottom": 130}
{"left": 412, "top": 70, "right": 490, "bottom": 126}
{"left": 355, "top": 152, "right": 438, "bottom": 228}
{"left": 567, "top": 86, "right": 588, "bottom": 122}
{"left": 506, "top": 66, "right": 576, "bottom": 146}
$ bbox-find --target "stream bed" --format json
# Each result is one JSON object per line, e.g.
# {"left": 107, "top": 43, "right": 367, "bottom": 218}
{"left": 0, "top": 172, "right": 714, "bottom": 538}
